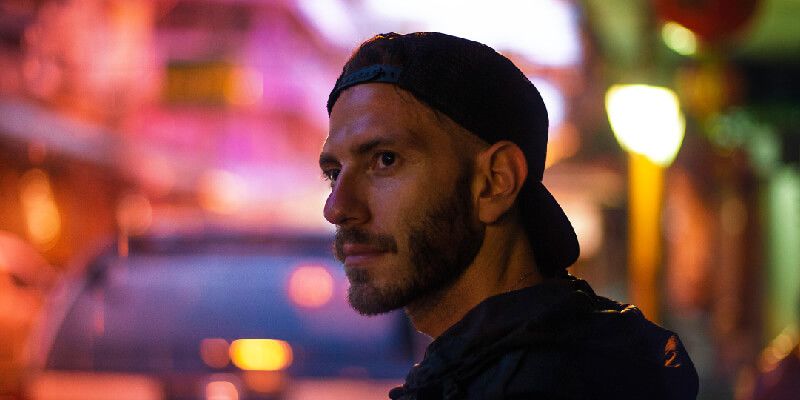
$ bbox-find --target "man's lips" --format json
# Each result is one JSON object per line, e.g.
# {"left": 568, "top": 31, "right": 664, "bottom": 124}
{"left": 342, "top": 243, "right": 389, "bottom": 265}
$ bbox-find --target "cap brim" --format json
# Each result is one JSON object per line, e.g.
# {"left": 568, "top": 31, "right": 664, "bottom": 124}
{"left": 522, "top": 181, "right": 580, "bottom": 272}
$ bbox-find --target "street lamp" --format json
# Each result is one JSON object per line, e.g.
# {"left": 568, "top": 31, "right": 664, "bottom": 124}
{"left": 605, "top": 84, "right": 685, "bottom": 322}
{"left": 606, "top": 84, "right": 685, "bottom": 166}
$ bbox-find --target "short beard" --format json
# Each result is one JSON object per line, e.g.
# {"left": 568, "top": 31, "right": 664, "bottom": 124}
{"left": 334, "top": 169, "right": 484, "bottom": 316}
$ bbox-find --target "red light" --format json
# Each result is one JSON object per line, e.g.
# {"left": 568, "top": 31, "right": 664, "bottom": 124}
{"left": 200, "top": 338, "right": 230, "bottom": 369}
{"left": 288, "top": 265, "right": 334, "bottom": 308}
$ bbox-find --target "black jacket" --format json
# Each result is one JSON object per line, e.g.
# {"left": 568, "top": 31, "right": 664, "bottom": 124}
{"left": 389, "top": 277, "right": 699, "bottom": 399}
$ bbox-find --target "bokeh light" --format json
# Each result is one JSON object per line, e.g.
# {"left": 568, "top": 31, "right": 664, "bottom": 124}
{"left": 200, "top": 338, "right": 231, "bottom": 369}
{"left": 198, "top": 170, "right": 249, "bottom": 215}
{"left": 205, "top": 380, "right": 238, "bottom": 400}
{"left": 605, "top": 84, "right": 686, "bottom": 166}
{"left": 288, "top": 265, "right": 334, "bottom": 308}
{"left": 229, "top": 339, "right": 293, "bottom": 372}
{"left": 662, "top": 21, "right": 698, "bottom": 56}
{"left": 19, "top": 169, "right": 61, "bottom": 250}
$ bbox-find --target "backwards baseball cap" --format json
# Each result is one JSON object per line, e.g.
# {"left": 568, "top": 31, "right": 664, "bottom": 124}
{"left": 326, "top": 32, "right": 579, "bottom": 276}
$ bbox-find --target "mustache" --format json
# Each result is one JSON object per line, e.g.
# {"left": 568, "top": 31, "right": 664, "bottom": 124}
{"left": 333, "top": 228, "right": 399, "bottom": 262}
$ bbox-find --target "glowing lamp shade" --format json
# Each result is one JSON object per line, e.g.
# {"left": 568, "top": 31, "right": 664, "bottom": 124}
{"left": 605, "top": 84, "right": 686, "bottom": 166}
{"left": 229, "top": 339, "right": 293, "bottom": 371}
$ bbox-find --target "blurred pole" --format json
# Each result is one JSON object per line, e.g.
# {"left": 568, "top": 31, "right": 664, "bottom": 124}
{"left": 628, "top": 152, "right": 664, "bottom": 322}
{"left": 606, "top": 84, "right": 685, "bottom": 324}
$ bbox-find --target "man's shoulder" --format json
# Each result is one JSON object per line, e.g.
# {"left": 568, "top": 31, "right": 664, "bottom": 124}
{"left": 391, "top": 279, "right": 698, "bottom": 399}
{"left": 464, "top": 291, "right": 699, "bottom": 399}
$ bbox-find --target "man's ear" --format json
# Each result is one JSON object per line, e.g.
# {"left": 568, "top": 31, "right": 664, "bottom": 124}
{"left": 474, "top": 141, "right": 528, "bottom": 224}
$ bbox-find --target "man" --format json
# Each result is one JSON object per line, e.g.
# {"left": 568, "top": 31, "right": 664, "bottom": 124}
{"left": 320, "top": 32, "right": 698, "bottom": 399}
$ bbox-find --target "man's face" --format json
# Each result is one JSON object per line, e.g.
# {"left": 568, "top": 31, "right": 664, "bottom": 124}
{"left": 320, "top": 84, "right": 484, "bottom": 315}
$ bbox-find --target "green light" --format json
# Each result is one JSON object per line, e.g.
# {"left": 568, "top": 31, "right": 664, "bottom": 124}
{"left": 765, "top": 167, "right": 800, "bottom": 340}
{"left": 661, "top": 22, "right": 698, "bottom": 56}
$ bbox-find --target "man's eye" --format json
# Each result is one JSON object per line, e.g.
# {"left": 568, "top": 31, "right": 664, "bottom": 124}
{"left": 377, "top": 152, "right": 396, "bottom": 168}
{"left": 322, "top": 169, "right": 340, "bottom": 182}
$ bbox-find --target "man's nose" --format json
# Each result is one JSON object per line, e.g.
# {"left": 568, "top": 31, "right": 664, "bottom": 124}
{"left": 323, "top": 173, "right": 369, "bottom": 226}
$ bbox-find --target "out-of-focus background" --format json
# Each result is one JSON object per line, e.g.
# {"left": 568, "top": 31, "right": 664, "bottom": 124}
{"left": 0, "top": 0, "right": 799, "bottom": 399}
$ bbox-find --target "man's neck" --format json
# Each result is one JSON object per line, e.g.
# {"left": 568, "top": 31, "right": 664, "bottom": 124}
{"left": 406, "top": 224, "right": 543, "bottom": 338}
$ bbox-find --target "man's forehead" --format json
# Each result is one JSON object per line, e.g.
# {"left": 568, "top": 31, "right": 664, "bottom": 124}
{"left": 322, "top": 83, "right": 493, "bottom": 164}
{"left": 324, "top": 85, "right": 439, "bottom": 152}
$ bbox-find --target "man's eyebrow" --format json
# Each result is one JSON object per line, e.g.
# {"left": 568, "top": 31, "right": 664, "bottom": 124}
{"left": 319, "top": 134, "right": 418, "bottom": 168}
{"left": 319, "top": 152, "right": 338, "bottom": 167}
{"left": 353, "top": 137, "right": 399, "bottom": 156}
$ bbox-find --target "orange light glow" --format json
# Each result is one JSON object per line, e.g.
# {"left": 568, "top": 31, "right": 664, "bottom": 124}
{"left": 229, "top": 339, "right": 293, "bottom": 371}
{"left": 225, "top": 67, "right": 264, "bottom": 106}
{"left": 242, "top": 371, "right": 286, "bottom": 394}
{"left": 288, "top": 265, "right": 334, "bottom": 308}
{"left": 544, "top": 123, "right": 580, "bottom": 169}
{"left": 116, "top": 192, "right": 153, "bottom": 235}
{"left": 559, "top": 198, "right": 603, "bottom": 260}
{"left": 205, "top": 380, "right": 238, "bottom": 400}
{"left": 758, "top": 328, "right": 799, "bottom": 373}
{"left": 26, "top": 371, "right": 163, "bottom": 400}
{"left": 198, "top": 169, "right": 248, "bottom": 215}
{"left": 200, "top": 338, "right": 230, "bottom": 369}
{"left": 19, "top": 169, "right": 61, "bottom": 249}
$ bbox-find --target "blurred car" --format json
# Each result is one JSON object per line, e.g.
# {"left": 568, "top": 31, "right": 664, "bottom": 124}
{"left": 23, "top": 232, "right": 417, "bottom": 400}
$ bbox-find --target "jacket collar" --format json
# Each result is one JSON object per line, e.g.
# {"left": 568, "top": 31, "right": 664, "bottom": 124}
{"left": 403, "top": 277, "right": 600, "bottom": 390}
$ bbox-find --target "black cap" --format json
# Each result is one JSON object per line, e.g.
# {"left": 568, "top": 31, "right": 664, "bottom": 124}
{"left": 327, "top": 32, "right": 579, "bottom": 275}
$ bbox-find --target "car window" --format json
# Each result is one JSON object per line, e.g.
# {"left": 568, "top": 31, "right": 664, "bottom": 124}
{"left": 45, "top": 241, "right": 414, "bottom": 379}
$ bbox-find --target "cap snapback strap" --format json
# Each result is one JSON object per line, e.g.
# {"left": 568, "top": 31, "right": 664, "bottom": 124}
{"left": 331, "top": 64, "right": 403, "bottom": 100}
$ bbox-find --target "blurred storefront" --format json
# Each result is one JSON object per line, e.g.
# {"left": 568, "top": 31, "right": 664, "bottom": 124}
{"left": 0, "top": 1, "right": 798, "bottom": 399}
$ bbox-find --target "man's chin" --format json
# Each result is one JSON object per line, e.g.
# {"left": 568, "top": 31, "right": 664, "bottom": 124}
{"left": 347, "top": 282, "right": 408, "bottom": 316}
